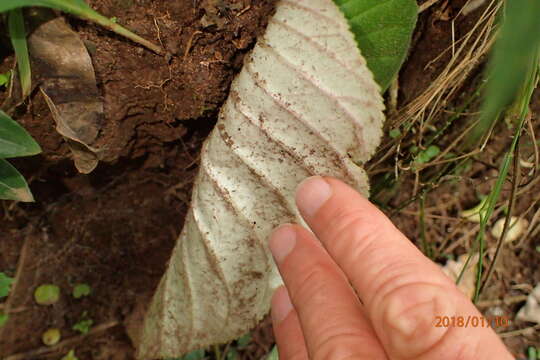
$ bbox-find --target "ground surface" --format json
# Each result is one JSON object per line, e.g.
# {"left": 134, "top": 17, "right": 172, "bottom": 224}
{"left": 0, "top": 0, "right": 539, "bottom": 359}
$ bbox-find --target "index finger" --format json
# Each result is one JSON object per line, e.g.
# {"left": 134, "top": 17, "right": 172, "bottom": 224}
{"left": 295, "top": 176, "right": 514, "bottom": 360}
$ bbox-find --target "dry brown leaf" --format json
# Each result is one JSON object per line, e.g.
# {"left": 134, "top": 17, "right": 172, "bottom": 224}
{"left": 28, "top": 13, "right": 104, "bottom": 174}
{"left": 440, "top": 254, "right": 478, "bottom": 299}
{"left": 137, "top": 0, "right": 385, "bottom": 357}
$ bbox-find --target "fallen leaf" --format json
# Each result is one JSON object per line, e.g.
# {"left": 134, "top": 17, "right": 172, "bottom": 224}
{"left": 517, "top": 283, "right": 540, "bottom": 324}
{"left": 440, "top": 254, "right": 478, "bottom": 299}
{"left": 27, "top": 12, "right": 104, "bottom": 174}
{"left": 490, "top": 216, "right": 529, "bottom": 243}
{"left": 137, "top": 0, "right": 385, "bottom": 357}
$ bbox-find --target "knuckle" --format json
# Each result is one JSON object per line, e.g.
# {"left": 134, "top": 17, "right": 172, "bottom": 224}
{"left": 378, "top": 282, "right": 459, "bottom": 358}
{"left": 291, "top": 265, "right": 331, "bottom": 302}
{"left": 320, "top": 207, "right": 382, "bottom": 253}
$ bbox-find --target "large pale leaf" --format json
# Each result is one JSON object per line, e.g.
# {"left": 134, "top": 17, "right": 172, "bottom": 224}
{"left": 0, "top": 159, "right": 34, "bottom": 202}
{"left": 137, "top": 0, "right": 385, "bottom": 357}
{"left": 0, "top": 111, "right": 41, "bottom": 158}
{"left": 334, "top": 0, "right": 418, "bottom": 90}
{"left": 28, "top": 14, "right": 104, "bottom": 174}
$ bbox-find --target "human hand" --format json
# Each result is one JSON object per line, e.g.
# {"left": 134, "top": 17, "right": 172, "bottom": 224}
{"left": 268, "top": 176, "right": 514, "bottom": 360}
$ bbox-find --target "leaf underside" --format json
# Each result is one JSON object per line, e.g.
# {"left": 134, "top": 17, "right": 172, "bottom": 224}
{"left": 334, "top": 0, "right": 418, "bottom": 91}
{"left": 138, "top": 0, "right": 385, "bottom": 357}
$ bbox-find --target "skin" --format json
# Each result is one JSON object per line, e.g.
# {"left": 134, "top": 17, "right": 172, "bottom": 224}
{"left": 268, "top": 176, "right": 515, "bottom": 360}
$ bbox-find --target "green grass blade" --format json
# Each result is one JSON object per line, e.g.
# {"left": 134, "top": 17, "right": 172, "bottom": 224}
{"left": 8, "top": 9, "right": 32, "bottom": 99}
{"left": 0, "top": 111, "right": 41, "bottom": 158}
{"left": 467, "top": 0, "right": 540, "bottom": 146}
{"left": 335, "top": 0, "right": 418, "bottom": 91}
{"left": 0, "top": 158, "right": 35, "bottom": 202}
{"left": 0, "top": 0, "right": 162, "bottom": 54}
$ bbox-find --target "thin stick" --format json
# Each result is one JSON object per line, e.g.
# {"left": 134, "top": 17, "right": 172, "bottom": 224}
{"left": 0, "top": 233, "right": 31, "bottom": 340}
{"left": 419, "top": 0, "right": 442, "bottom": 13}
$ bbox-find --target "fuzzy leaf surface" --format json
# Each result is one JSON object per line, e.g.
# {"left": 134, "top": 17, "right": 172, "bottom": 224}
{"left": 334, "top": 0, "right": 418, "bottom": 90}
{"left": 138, "top": 0, "right": 385, "bottom": 357}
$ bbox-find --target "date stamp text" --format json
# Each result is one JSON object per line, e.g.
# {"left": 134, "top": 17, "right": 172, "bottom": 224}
{"left": 434, "top": 316, "right": 509, "bottom": 328}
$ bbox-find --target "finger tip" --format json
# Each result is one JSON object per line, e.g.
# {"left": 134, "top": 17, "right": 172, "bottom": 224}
{"left": 269, "top": 224, "right": 297, "bottom": 264}
{"left": 295, "top": 176, "right": 333, "bottom": 218}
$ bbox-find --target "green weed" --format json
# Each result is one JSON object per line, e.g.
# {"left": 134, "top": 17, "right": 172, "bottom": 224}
{"left": 0, "top": 111, "right": 41, "bottom": 202}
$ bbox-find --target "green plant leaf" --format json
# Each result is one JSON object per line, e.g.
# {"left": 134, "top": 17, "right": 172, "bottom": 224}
{"left": 0, "top": 0, "right": 94, "bottom": 16}
{"left": 34, "top": 284, "right": 61, "bottom": 305}
{"left": 415, "top": 145, "right": 440, "bottom": 164}
{"left": 72, "top": 283, "right": 91, "bottom": 299}
{"left": 61, "top": 349, "right": 79, "bottom": 360}
{"left": 0, "top": 111, "right": 41, "bottom": 158}
{"left": 0, "top": 272, "right": 14, "bottom": 298}
{"left": 265, "top": 346, "right": 279, "bottom": 360}
{"left": 8, "top": 9, "right": 32, "bottom": 99}
{"left": 236, "top": 333, "right": 251, "bottom": 348}
{"left": 72, "top": 318, "right": 93, "bottom": 334}
{"left": 335, "top": 0, "right": 418, "bottom": 91}
{"left": 0, "top": 159, "right": 34, "bottom": 202}
{"left": 0, "top": 71, "right": 11, "bottom": 88}
{"left": 0, "top": 0, "right": 162, "bottom": 54}
{"left": 467, "top": 0, "right": 540, "bottom": 145}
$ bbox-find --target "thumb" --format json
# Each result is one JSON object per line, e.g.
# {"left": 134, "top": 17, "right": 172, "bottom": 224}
{"left": 295, "top": 176, "right": 514, "bottom": 360}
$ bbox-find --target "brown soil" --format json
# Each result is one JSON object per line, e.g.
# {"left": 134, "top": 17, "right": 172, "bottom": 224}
{"left": 1, "top": 0, "right": 538, "bottom": 359}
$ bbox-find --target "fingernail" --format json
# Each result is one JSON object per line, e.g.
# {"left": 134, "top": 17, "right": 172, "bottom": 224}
{"left": 296, "top": 176, "right": 333, "bottom": 218}
{"left": 269, "top": 225, "right": 296, "bottom": 263}
{"left": 272, "top": 286, "right": 293, "bottom": 324}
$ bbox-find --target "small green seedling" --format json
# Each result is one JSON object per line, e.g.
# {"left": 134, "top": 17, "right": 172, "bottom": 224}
{"left": 72, "top": 311, "right": 93, "bottom": 334}
{"left": 72, "top": 283, "right": 91, "bottom": 299}
{"left": 42, "top": 328, "right": 61, "bottom": 346}
{"left": 225, "top": 348, "right": 238, "bottom": 360}
{"left": 414, "top": 145, "right": 441, "bottom": 165}
{"left": 171, "top": 349, "right": 205, "bottom": 360}
{"left": 236, "top": 333, "right": 251, "bottom": 348}
{"left": 0, "top": 272, "right": 14, "bottom": 298}
{"left": 0, "top": 311, "right": 8, "bottom": 327}
{"left": 61, "top": 350, "right": 79, "bottom": 360}
{"left": 389, "top": 128, "right": 401, "bottom": 139}
{"left": 0, "top": 71, "right": 11, "bottom": 88}
{"left": 34, "top": 284, "right": 60, "bottom": 305}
